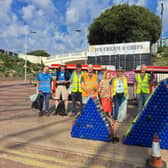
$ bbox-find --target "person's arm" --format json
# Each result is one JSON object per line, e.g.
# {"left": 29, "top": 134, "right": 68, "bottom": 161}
{"left": 36, "top": 74, "right": 40, "bottom": 94}
{"left": 98, "top": 80, "right": 103, "bottom": 93}
{"left": 125, "top": 77, "right": 128, "bottom": 97}
{"left": 81, "top": 76, "right": 87, "bottom": 93}
{"left": 91, "top": 76, "right": 99, "bottom": 96}
{"left": 64, "top": 71, "right": 71, "bottom": 84}
{"left": 133, "top": 75, "right": 137, "bottom": 98}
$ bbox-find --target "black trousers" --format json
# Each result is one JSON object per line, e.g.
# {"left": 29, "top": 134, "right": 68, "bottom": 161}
{"left": 71, "top": 92, "right": 82, "bottom": 114}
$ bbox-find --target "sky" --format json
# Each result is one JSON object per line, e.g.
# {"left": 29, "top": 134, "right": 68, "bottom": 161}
{"left": 0, "top": 0, "right": 168, "bottom": 55}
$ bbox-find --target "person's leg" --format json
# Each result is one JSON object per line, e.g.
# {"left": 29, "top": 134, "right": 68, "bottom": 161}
{"left": 62, "top": 86, "right": 69, "bottom": 115}
{"left": 78, "top": 92, "right": 83, "bottom": 114}
{"left": 44, "top": 93, "right": 50, "bottom": 114}
{"left": 137, "top": 93, "right": 143, "bottom": 113}
{"left": 113, "top": 96, "right": 120, "bottom": 120}
{"left": 82, "top": 96, "right": 88, "bottom": 107}
{"left": 143, "top": 93, "right": 149, "bottom": 106}
{"left": 71, "top": 92, "right": 76, "bottom": 114}
{"left": 54, "top": 86, "right": 61, "bottom": 114}
{"left": 39, "top": 93, "right": 44, "bottom": 116}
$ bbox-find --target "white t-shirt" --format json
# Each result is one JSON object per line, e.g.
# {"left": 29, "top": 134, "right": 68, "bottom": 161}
{"left": 116, "top": 78, "right": 124, "bottom": 93}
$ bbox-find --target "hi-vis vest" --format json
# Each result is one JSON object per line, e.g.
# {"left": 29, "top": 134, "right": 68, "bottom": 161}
{"left": 82, "top": 73, "right": 98, "bottom": 97}
{"left": 71, "top": 71, "right": 82, "bottom": 93}
{"left": 113, "top": 77, "right": 128, "bottom": 96}
{"left": 136, "top": 73, "right": 150, "bottom": 94}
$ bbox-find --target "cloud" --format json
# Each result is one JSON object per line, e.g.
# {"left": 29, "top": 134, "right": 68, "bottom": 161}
{"left": 113, "top": 0, "right": 147, "bottom": 6}
{"left": 22, "top": 5, "right": 35, "bottom": 21}
{"left": 66, "top": 0, "right": 111, "bottom": 24}
{"left": 0, "top": 0, "right": 13, "bottom": 23}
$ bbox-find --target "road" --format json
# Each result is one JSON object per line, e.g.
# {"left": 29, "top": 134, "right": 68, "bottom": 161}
{"left": 0, "top": 82, "right": 167, "bottom": 168}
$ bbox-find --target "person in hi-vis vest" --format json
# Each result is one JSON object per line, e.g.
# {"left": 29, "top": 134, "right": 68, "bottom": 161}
{"left": 134, "top": 65, "right": 153, "bottom": 113}
{"left": 112, "top": 67, "right": 128, "bottom": 121}
{"left": 81, "top": 64, "right": 99, "bottom": 104}
{"left": 70, "top": 64, "right": 83, "bottom": 116}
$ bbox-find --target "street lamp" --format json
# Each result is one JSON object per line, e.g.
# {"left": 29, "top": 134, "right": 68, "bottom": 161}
{"left": 24, "top": 31, "right": 37, "bottom": 81}
{"left": 75, "top": 29, "right": 82, "bottom": 50}
{"left": 160, "top": 2, "right": 164, "bottom": 47}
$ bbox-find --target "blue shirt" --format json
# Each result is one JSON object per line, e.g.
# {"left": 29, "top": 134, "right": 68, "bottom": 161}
{"left": 36, "top": 72, "right": 52, "bottom": 93}
{"left": 58, "top": 71, "right": 65, "bottom": 81}
{"left": 58, "top": 71, "right": 71, "bottom": 81}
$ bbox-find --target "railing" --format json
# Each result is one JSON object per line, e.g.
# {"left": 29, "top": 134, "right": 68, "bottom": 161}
{"left": 47, "top": 52, "right": 87, "bottom": 60}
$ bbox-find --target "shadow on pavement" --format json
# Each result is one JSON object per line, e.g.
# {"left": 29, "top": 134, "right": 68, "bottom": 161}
{"left": 6, "top": 126, "right": 69, "bottom": 150}
{"left": 0, "top": 119, "right": 70, "bottom": 142}
{"left": 80, "top": 105, "right": 148, "bottom": 168}
{"left": 0, "top": 114, "right": 37, "bottom": 122}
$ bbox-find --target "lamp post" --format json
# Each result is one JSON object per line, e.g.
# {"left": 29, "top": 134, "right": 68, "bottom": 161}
{"left": 160, "top": 2, "right": 164, "bottom": 47}
{"left": 24, "top": 31, "right": 36, "bottom": 81}
{"left": 75, "top": 29, "right": 88, "bottom": 64}
{"left": 75, "top": 29, "right": 82, "bottom": 49}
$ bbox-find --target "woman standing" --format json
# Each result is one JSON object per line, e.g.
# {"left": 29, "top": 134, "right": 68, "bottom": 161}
{"left": 99, "top": 71, "right": 113, "bottom": 117}
{"left": 112, "top": 67, "right": 128, "bottom": 122}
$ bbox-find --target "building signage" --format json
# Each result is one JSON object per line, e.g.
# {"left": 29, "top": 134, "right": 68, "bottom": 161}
{"left": 88, "top": 41, "right": 150, "bottom": 56}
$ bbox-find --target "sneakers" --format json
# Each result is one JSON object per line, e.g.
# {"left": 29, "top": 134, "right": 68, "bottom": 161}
{"left": 45, "top": 112, "right": 50, "bottom": 117}
{"left": 111, "top": 137, "right": 120, "bottom": 143}
{"left": 70, "top": 112, "right": 77, "bottom": 117}
{"left": 38, "top": 111, "right": 43, "bottom": 117}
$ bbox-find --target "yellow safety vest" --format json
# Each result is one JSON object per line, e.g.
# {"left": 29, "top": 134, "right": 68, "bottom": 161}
{"left": 71, "top": 71, "right": 82, "bottom": 93}
{"left": 113, "top": 76, "right": 128, "bottom": 96}
{"left": 136, "top": 73, "right": 150, "bottom": 94}
{"left": 82, "top": 73, "right": 98, "bottom": 97}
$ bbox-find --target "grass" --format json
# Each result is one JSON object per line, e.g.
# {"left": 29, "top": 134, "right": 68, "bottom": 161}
{"left": 0, "top": 53, "right": 43, "bottom": 79}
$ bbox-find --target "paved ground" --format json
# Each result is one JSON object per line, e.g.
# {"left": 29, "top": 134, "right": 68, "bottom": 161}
{"left": 0, "top": 82, "right": 167, "bottom": 168}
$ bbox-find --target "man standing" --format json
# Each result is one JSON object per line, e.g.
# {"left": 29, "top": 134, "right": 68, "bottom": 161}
{"left": 36, "top": 66, "right": 53, "bottom": 117}
{"left": 112, "top": 67, "right": 128, "bottom": 121}
{"left": 54, "top": 64, "right": 70, "bottom": 116}
{"left": 134, "top": 65, "right": 152, "bottom": 113}
{"left": 81, "top": 64, "right": 99, "bottom": 104}
{"left": 70, "top": 64, "right": 83, "bottom": 116}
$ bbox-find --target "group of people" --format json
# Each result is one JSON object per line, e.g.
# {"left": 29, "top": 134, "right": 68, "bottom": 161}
{"left": 35, "top": 64, "right": 152, "bottom": 122}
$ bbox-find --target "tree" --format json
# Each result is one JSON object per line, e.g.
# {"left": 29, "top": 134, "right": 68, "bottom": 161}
{"left": 27, "top": 50, "right": 50, "bottom": 57}
{"left": 88, "top": 4, "right": 161, "bottom": 45}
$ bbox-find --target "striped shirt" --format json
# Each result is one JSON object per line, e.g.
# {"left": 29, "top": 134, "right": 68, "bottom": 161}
{"left": 36, "top": 72, "right": 52, "bottom": 93}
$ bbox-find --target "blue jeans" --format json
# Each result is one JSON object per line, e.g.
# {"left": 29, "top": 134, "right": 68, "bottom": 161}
{"left": 113, "top": 96, "right": 124, "bottom": 120}
{"left": 137, "top": 93, "right": 149, "bottom": 113}
{"left": 39, "top": 93, "right": 51, "bottom": 112}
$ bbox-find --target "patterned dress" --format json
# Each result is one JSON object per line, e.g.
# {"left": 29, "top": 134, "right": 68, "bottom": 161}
{"left": 99, "top": 80, "right": 112, "bottom": 113}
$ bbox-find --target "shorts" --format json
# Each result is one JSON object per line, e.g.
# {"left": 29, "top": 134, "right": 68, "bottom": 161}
{"left": 82, "top": 96, "right": 89, "bottom": 104}
{"left": 82, "top": 96, "right": 97, "bottom": 104}
{"left": 55, "top": 85, "right": 68, "bottom": 100}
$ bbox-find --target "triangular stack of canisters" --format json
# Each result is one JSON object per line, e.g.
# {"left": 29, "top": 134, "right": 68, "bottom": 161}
{"left": 123, "top": 80, "right": 168, "bottom": 149}
{"left": 71, "top": 98, "right": 112, "bottom": 142}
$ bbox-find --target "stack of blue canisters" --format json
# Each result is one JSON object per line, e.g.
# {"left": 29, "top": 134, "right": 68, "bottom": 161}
{"left": 123, "top": 80, "right": 168, "bottom": 149}
{"left": 71, "top": 98, "right": 112, "bottom": 142}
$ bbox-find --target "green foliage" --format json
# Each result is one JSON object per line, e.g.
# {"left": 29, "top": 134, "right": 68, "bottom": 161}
{"left": 152, "top": 46, "right": 168, "bottom": 66}
{"left": 27, "top": 50, "right": 50, "bottom": 57}
{"left": 157, "top": 46, "right": 168, "bottom": 57}
{"left": 0, "top": 53, "right": 41, "bottom": 78}
{"left": 88, "top": 4, "right": 161, "bottom": 45}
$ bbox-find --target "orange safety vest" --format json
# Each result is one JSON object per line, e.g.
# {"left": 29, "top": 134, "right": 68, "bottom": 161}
{"left": 82, "top": 73, "right": 98, "bottom": 97}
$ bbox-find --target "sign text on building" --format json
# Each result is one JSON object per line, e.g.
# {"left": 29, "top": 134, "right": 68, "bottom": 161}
{"left": 88, "top": 41, "right": 150, "bottom": 56}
